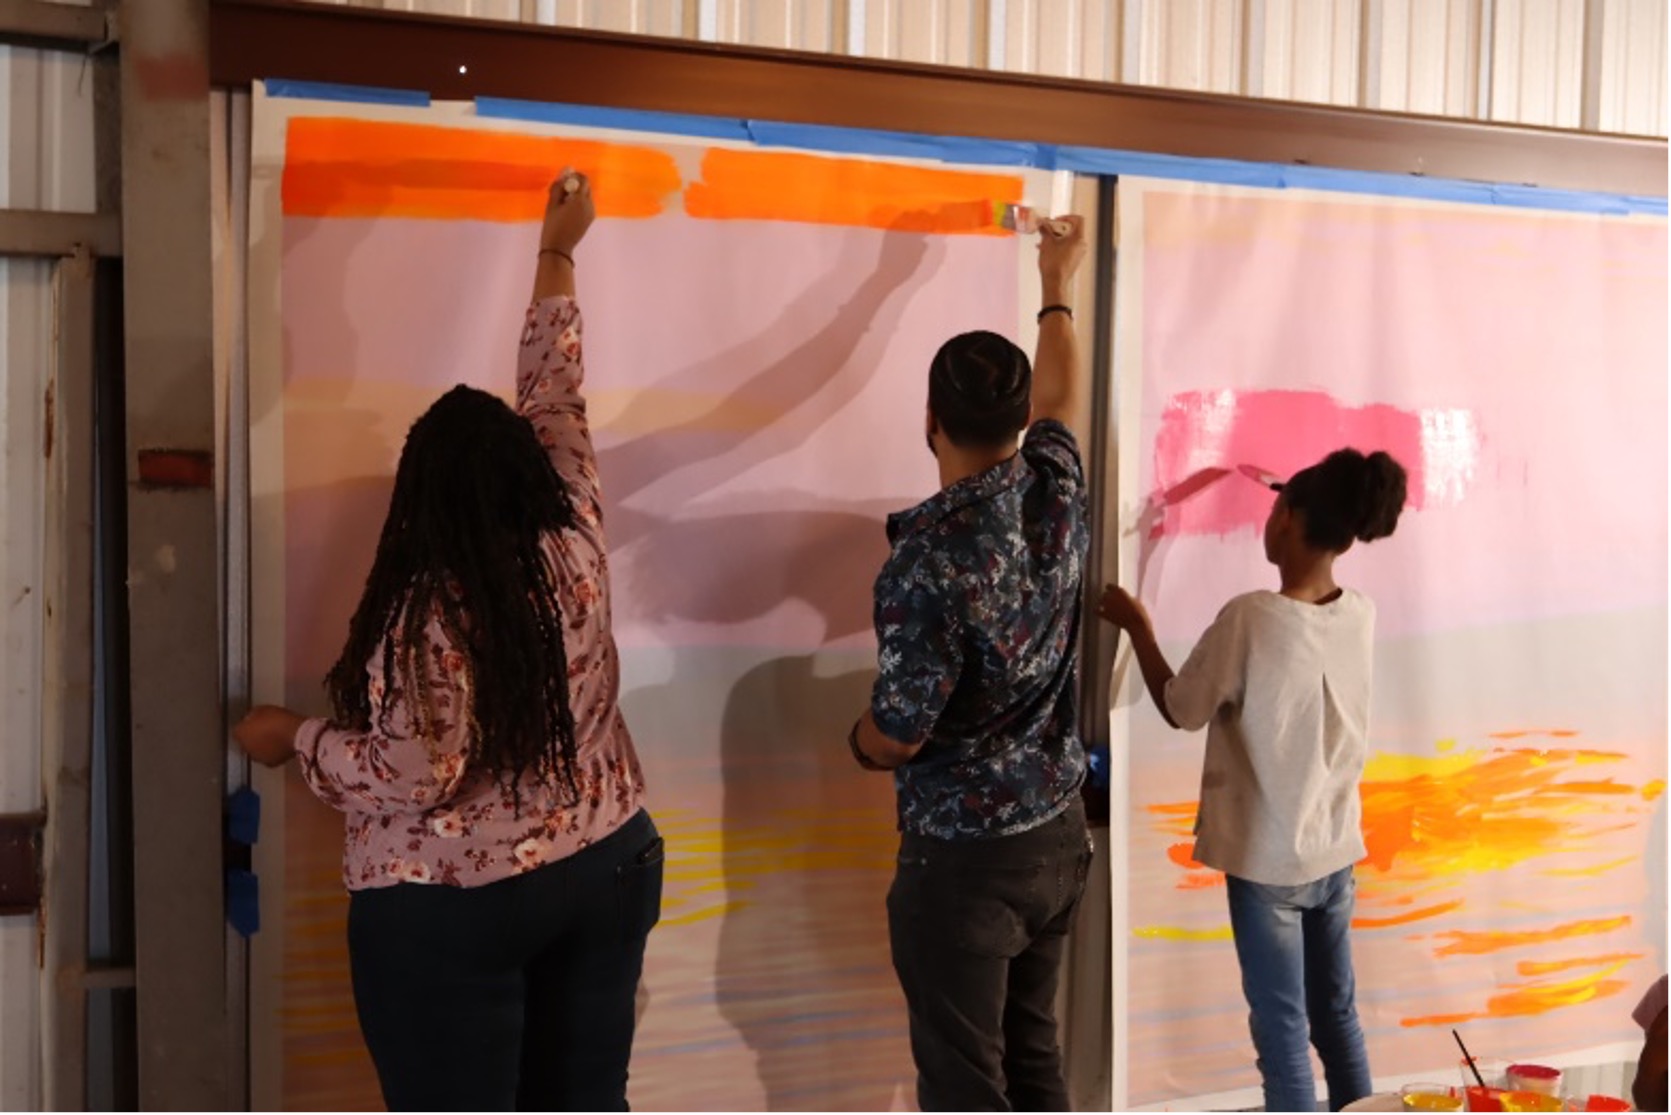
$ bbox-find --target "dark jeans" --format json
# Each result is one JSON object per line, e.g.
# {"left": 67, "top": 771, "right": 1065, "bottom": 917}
{"left": 348, "top": 809, "right": 663, "bottom": 1112}
{"left": 887, "top": 798, "right": 1091, "bottom": 1112}
{"left": 1226, "top": 866, "right": 1372, "bottom": 1113}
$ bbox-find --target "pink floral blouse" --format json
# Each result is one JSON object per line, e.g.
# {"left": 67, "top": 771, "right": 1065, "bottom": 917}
{"left": 295, "top": 295, "right": 646, "bottom": 890}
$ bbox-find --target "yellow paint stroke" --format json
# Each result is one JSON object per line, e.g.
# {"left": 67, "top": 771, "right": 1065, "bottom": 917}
{"left": 1402, "top": 959, "right": 1632, "bottom": 1028}
{"left": 1134, "top": 925, "right": 1235, "bottom": 942}
{"left": 1429, "top": 916, "right": 1632, "bottom": 957}
{"left": 1516, "top": 952, "right": 1644, "bottom": 976}
{"left": 1542, "top": 855, "right": 1637, "bottom": 878}
{"left": 1645, "top": 780, "right": 1666, "bottom": 801}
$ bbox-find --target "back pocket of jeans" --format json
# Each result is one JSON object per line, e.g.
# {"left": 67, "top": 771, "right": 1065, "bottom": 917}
{"left": 618, "top": 835, "right": 665, "bottom": 942}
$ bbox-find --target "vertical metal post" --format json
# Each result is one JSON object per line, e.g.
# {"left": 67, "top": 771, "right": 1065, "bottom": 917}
{"left": 117, "top": 0, "right": 234, "bottom": 1107}
{"left": 40, "top": 245, "right": 96, "bottom": 1114}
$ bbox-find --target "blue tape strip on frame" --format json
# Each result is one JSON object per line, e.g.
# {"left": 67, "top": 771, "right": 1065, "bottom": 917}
{"left": 475, "top": 94, "right": 1661, "bottom": 218}
{"left": 1054, "top": 146, "right": 1668, "bottom": 217}
{"left": 476, "top": 97, "right": 750, "bottom": 141}
{"left": 265, "top": 79, "right": 430, "bottom": 107}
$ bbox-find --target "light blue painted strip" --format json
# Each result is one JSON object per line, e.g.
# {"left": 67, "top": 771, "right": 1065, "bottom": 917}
{"left": 742, "top": 119, "right": 1052, "bottom": 168}
{"left": 475, "top": 97, "right": 749, "bottom": 141}
{"left": 1053, "top": 145, "right": 1668, "bottom": 217}
{"left": 264, "top": 79, "right": 430, "bottom": 107}
{"left": 470, "top": 94, "right": 1663, "bottom": 218}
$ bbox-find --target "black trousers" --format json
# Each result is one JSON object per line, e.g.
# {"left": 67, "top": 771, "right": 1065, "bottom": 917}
{"left": 887, "top": 798, "right": 1091, "bottom": 1112}
{"left": 347, "top": 809, "right": 663, "bottom": 1112}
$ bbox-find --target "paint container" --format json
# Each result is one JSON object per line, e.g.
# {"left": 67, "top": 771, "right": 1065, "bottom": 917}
{"left": 1403, "top": 1084, "right": 1464, "bottom": 1112}
{"left": 1500, "top": 1091, "right": 1564, "bottom": 1113}
{"left": 1460, "top": 1057, "right": 1512, "bottom": 1111}
{"left": 1564, "top": 1094, "right": 1631, "bottom": 1112}
{"left": 1507, "top": 1066, "right": 1563, "bottom": 1096}
{"left": 1465, "top": 1086, "right": 1507, "bottom": 1112}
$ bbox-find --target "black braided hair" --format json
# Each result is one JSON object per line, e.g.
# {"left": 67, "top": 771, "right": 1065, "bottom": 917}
{"left": 1283, "top": 448, "right": 1409, "bottom": 552}
{"left": 928, "top": 330, "right": 1032, "bottom": 449}
{"left": 326, "top": 385, "right": 582, "bottom": 808}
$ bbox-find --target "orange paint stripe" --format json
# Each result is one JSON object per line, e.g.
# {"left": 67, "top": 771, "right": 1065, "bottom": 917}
{"left": 1517, "top": 952, "right": 1644, "bottom": 977}
{"left": 1431, "top": 916, "right": 1630, "bottom": 957}
{"left": 282, "top": 118, "right": 682, "bottom": 221}
{"left": 684, "top": 147, "right": 1024, "bottom": 235}
{"left": 1352, "top": 900, "right": 1464, "bottom": 929}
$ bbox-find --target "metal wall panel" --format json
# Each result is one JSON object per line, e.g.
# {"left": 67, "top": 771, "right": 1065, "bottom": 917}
{"left": 1137, "top": 0, "right": 1246, "bottom": 94}
{"left": 1254, "top": 0, "right": 1361, "bottom": 105}
{"left": 275, "top": 0, "right": 1667, "bottom": 137}
{"left": 1597, "top": 0, "right": 1668, "bottom": 136}
{"left": 1490, "top": 0, "right": 1586, "bottom": 128}
{"left": 0, "top": 20, "right": 98, "bottom": 1106}
{"left": 1367, "top": 0, "right": 1485, "bottom": 117}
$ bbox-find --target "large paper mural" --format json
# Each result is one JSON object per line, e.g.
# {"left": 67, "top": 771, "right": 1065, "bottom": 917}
{"left": 248, "top": 91, "right": 1056, "bottom": 1110}
{"left": 1111, "top": 179, "right": 1668, "bottom": 1106}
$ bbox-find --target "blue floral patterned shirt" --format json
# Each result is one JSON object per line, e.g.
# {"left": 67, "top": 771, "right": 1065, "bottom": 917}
{"left": 870, "top": 419, "right": 1090, "bottom": 840}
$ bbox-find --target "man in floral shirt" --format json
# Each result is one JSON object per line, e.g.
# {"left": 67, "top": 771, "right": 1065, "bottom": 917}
{"left": 848, "top": 216, "right": 1092, "bottom": 1111}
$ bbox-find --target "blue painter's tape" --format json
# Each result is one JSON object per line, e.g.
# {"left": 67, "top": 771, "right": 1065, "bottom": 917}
{"left": 476, "top": 97, "right": 749, "bottom": 142}
{"left": 265, "top": 79, "right": 430, "bottom": 107}
{"left": 1054, "top": 145, "right": 1667, "bottom": 217}
{"left": 461, "top": 94, "right": 1662, "bottom": 218}
{"left": 743, "top": 119, "right": 1053, "bottom": 168}
{"left": 226, "top": 869, "right": 260, "bottom": 938}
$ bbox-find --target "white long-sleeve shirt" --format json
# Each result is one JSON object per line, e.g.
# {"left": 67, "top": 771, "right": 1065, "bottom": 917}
{"left": 1164, "top": 589, "right": 1375, "bottom": 887}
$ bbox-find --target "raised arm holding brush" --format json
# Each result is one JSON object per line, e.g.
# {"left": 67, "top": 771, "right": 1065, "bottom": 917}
{"left": 848, "top": 214, "right": 1094, "bottom": 1111}
{"left": 234, "top": 169, "right": 661, "bottom": 1112}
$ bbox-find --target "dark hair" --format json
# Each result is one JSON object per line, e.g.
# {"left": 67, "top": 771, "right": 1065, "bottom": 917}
{"left": 1283, "top": 448, "right": 1408, "bottom": 552}
{"left": 928, "top": 330, "right": 1031, "bottom": 449}
{"left": 326, "top": 385, "right": 582, "bottom": 806}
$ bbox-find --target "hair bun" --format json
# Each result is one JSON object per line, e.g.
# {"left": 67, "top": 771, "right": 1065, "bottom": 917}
{"left": 1354, "top": 450, "right": 1408, "bottom": 542}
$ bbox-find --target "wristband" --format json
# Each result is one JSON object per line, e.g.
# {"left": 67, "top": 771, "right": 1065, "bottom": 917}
{"left": 539, "top": 248, "right": 576, "bottom": 268}
{"left": 1037, "top": 303, "right": 1072, "bottom": 323}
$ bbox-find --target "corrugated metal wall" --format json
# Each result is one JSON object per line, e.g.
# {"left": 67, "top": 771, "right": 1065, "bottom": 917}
{"left": 308, "top": 0, "right": 1668, "bottom": 135}
{"left": 0, "top": 5, "right": 98, "bottom": 1105}
{"left": 0, "top": 0, "right": 1663, "bottom": 1108}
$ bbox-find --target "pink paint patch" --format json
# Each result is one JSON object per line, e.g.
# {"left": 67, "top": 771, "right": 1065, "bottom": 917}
{"left": 1151, "top": 388, "right": 1430, "bottom": 538}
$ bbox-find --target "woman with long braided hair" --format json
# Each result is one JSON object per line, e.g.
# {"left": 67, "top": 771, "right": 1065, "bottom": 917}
{"left": 234, "top": 170, "right": 659, "bottom": 1111}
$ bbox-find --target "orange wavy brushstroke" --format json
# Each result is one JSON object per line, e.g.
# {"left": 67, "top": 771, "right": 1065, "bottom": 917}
{"left": 282, "top": 118, "right": 682, "bottom": 220}
{"left": 1490, "top": 729, "right": 1581, "bottom": 740}
{"left": 1402, "top": 959, "right": 1632, "bottom": 1027}
{"left": 1352, "top": 901, "right": 1464, "bottom": 929}
{"left": 1359, "top": 748, "right": 1640, "bottom": 882}
{"left": 685, "top": 148, "right": 1024, "bottom": 235}
{"left": 1517, "top": 952, "right": 1644, "bottom": 976}
{"left": 1429, "top": 916, "right": 1632, "bottom": 957}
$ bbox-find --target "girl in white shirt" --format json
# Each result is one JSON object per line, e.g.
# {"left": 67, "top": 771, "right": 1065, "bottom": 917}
{"left": 1100, "top": 447, "right": 1408, "bottom": 1113}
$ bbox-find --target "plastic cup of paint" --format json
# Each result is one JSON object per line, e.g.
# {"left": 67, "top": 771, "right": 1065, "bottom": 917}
{"left": 1465, "top": 1085, "right": 1507, "bottom": 1112}
{"left": 1564, "top": 1094, "right": 1631, "bottom": 1112}
{"left": 1403, "top": 1084, "right": 1465, "bottom": 1112}
{"left": 1500, "top": 1091, "right": 1564, "bottom": 1113}
{"left": 1461, "top": 1057, "right": 1512, "bottom": 1109}
{"left": 1507, "top": 1065, "right": 1563, "bottom": 1096}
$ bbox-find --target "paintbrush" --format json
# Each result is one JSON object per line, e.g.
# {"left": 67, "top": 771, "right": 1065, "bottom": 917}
{"left": 998, "top": 202, "right": 1071, "bottom": 238}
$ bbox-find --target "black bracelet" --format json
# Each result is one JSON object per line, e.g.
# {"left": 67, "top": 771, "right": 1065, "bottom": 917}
{"left": 539, "top": 248, "right": 576, "bottom": 268}
{"left": 848, "top": 719, "right": 885, "bottom": 771}
{"left": 1037, "top": 303, "right": 1072, "bottom": 323}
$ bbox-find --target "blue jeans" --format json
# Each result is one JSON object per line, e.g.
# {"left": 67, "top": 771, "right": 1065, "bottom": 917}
{"left": 1226, "top": 865, "right": 1373, "bottom": 1113}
